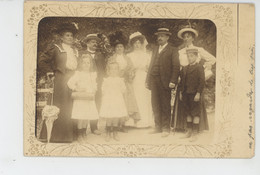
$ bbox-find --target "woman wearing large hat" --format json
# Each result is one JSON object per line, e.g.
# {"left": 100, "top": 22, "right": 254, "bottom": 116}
{"left": 125, "top": 32, "right": 154, "bottom": 128}
{"left": 177, "top": 24, "right": 215, "bottom": 79}
{"left": 106, "top": 31, "right": 139, "bottom": 132}
{"left": 38, "top": 22, "right": 79, "bottom": 143}
{"left": 171, "top": 23, "right": 216, "bottom": 134}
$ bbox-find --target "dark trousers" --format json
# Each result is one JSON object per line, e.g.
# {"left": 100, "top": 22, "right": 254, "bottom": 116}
{"left": 151, "top": 75, "right": 171, "bottom": 132}
{"left": 89, "top": 120, "right": 98, "bottom": 132}
{"left": 182, "top": 92, "right": 200, "bottom": 118}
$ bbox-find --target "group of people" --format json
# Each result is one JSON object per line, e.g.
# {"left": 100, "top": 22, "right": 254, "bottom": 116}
{"left": 38, "top": 22, "right": 216, "bottom": 143}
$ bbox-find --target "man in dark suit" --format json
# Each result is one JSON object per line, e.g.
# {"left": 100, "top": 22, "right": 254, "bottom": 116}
{"left": 146, "top": 28, "right": 180, "bottom": 137}
{"left": 80, "top": 34, "right": 106, "bottom": 135}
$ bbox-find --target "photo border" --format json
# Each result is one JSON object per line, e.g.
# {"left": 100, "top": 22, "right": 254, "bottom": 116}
{"left": 23, "top": 1, "right": 254, "bottom": 158}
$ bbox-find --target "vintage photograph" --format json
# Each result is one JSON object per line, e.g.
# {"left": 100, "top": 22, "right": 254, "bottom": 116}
{"left": 35, "top": 17, "right": 216, "bottom": 144}
{"left": 23, "top": 1, "right": 254, "bottom": 158}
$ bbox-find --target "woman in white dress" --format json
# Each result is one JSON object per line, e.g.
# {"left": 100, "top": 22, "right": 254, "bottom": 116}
{"left": 125, "top": 32, "right": 154, "bottom": 128}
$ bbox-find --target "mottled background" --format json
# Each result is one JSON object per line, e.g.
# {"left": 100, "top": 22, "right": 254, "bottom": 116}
{"left": 37, "top": 17, "right": 216, "bottom": 110}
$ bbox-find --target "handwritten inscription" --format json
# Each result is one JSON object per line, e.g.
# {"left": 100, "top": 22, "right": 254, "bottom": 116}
{"left": 247, "top": 45, "right": 255, "bottom": 149}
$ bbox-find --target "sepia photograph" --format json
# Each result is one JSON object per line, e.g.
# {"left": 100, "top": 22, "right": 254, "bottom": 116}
{"left": 1, "top": 0, "right": 260, "bottom": 174}
{"left": 35, "top": 17, "right": 216, "bottom": 145}
{"left": 23, "top": 1, "right": 255, "bottom": 158}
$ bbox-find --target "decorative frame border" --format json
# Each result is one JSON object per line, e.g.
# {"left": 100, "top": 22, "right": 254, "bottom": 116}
{"left": 24, "top": 1, "right": 254, "bottom": 158}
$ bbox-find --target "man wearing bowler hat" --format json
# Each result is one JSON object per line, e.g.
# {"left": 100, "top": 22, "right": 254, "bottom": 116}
{"left": 80, "top": 34, "right": 106, "bottom": 135}
{"left": 146, "top": 28, "right": 180, "bottom": 137}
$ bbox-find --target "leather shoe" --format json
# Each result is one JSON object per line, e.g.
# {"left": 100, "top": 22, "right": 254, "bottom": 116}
{"left": 92, "top": 130, "right": 102, "bottom": 135}
{"left": 180, "top": 129, "right": 192, "bottom": 139}
{"left": 149, "top": 129, "right": 162, "bottom": 134}
{"left": 161, "top": 131, "right": 170, "bottom": 137}
{"left": 119, "top": 127, "right": 128, "bottom": 133}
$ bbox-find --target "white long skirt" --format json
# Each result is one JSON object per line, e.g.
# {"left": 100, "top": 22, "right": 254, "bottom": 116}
{"left": 126, "top": 70, "right": 154, "bottom": 127}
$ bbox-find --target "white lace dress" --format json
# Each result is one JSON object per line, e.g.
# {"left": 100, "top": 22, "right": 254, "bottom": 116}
{"left": 125, "top": 50, "right": 154, "bottom": 128}
{"left": 67, "top": 71, "right": 99, "bottom": 120}
{"left": 99, "top": 77, "right": 128, "bottom": 118}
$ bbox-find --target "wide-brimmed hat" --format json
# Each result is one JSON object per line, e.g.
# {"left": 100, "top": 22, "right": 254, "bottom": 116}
{"left": 109, "top": 31, "right": 128, "bottom": 47}
{"left": 154, "top": 28, "right": 172, "bottom": 36}
{"left": 129, "top": 32, "right": 145, "bottom": 44}
{"left": 186, "top": 47, "right": 199, "bottom": 54}
{"left": 83, "top": 34, "right": 101, "bottom": 43}
{"left": 177, "top": 25, "right": 198, "bottom": 39}
{"left": 54, "top": 22, "right": 78, "bottom": 35}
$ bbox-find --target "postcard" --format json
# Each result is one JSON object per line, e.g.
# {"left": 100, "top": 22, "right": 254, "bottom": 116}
{"left": 24, "top": 1, "right": 255, "bottom": 157}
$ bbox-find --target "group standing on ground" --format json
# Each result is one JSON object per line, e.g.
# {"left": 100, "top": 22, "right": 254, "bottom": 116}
{"left": 38, "top": 22, "right": 216, "bottom": 143}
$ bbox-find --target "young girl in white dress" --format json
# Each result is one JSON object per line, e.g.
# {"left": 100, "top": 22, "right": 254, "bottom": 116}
{"left": 67, "top": 55, "right": 99, "bottom": 142}
{"left": 99, "top": 62, "right": 128, "bottom": 142}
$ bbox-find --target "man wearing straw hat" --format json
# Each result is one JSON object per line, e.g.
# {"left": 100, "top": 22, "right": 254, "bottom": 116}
{"left": 146, "top": 28, "right": 180, "bottom": 137}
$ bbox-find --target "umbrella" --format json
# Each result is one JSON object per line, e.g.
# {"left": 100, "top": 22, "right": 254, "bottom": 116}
{"left": 41, "top": 73, "right": 60, "bottom": 143}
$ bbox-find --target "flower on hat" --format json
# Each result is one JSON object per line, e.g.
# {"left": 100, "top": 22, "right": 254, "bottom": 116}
{"left": 71, "top": 22, "right": 79, "bottom": 30}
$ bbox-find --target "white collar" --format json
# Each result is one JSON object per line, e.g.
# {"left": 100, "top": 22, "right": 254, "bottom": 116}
{"left": 189, "top": 61, "right": 197, "bottom": 66}
{"left": 62, "top": 43, "right": 73, "bottom": 49}
{"left": 159, "top": 42, "right": 168, "bottom": 48}
{"left": 87, "top": 48, "right": 96, "bottom": 54}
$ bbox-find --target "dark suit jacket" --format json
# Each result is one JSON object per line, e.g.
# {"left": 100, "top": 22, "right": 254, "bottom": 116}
{"left": 38, "top": 44, "right": 79, "bottom": 75}
{"left": 146, "top": 44, "right": 180, "bottom": 89}
{"left": 180, "top": 63, "right": 205, "bottom": 94}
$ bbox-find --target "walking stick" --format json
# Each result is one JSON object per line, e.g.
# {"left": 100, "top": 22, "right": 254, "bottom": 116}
{"left": 172, "top": 92, "right": 178, "bottom": 132}
{"left": 170, "top": 85, "right": 178, "bottom": 134}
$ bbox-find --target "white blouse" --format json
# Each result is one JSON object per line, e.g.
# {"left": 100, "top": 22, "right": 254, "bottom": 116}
{"left": 115, "top": 54, "right": 127, "bottom": 71}
{"left": 127, "top": 50, "right": 151, "bottom": 71}
{"left": 62, "top": 43, "right": 78, "bottom": 70}
{"left": 67, "top": 71, "right": 97, "bottom": 93}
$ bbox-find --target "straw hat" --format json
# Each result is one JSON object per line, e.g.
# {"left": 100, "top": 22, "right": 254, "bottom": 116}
{"left": 186, "top": 48, "right": 199, "bottom": 54}
{"left": 177, "top": 25, "right": 198, "bottom": 39}
{"left": 129, "top": 32, "right": 145, "bottom": 44}
{"left": 83, "top": 34, "right": 101, "bottom": 43}
{"left": 154, "top": 28, "right": 172, "bottom": 36}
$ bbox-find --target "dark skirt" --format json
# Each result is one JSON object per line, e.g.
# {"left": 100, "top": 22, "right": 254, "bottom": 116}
{"left": 171, "top": 87, "right": 209, "bottom": 132}
{"left": 39, "top": 71, "right": 75, "bottom": 143}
